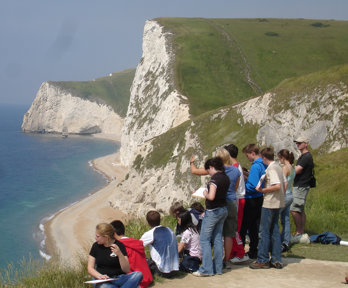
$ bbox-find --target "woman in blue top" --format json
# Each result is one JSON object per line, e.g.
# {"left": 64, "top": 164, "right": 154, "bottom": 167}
{"left": 278, "top": 149, "right": 296, "bottom": 252}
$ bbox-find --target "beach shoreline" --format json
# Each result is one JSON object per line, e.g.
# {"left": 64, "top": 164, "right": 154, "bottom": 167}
{"left": 44, "top": 135, "right": 130, "bottom": 266}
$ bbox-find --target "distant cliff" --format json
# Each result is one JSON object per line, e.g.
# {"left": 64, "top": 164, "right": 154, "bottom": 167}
{"left": 22, "top": 82, "right": 123, "bottom": 139}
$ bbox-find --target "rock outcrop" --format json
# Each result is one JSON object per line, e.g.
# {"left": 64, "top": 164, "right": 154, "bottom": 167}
{"left": 237, "top": 83, "right": 348, "bottom": 155}
{"left": 22, "top": 82, "right": 123, "bottom": 139}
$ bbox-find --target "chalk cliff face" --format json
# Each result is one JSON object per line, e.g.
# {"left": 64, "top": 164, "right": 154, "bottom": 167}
{"left": 120, "top": 20, "right": 190, "bottom": 166}
{"left": 111, "top": 82, "right": 347, "bottom": 217}
{"left": 22, "top": 82, "right": 123, "bottom": 139}
{"left": 237, "top": 83, "right": 348, "bottom": 154}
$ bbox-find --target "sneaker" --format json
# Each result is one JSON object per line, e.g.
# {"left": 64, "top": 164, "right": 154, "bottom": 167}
{"left": 192, "top": 271, "right": 212, "bottom": 277}
{"left": 270, "top": 262, "right": 283, "bottom": 269}
{"left": 299, "top": 233, "right": 310, "bottom": 244}
{"left": 281, "top": 244, "right": 289, "bottom": 253}
{"left": 230, "top": 255, "right": 250, "bottom": 263}
{"left": 290, "top": 234, "right": 302, "bottom": 244}
{"left": 223, "top": 261, "right": 233, "bottom": 270}
{"left": 249, "top": 261, "right": 270, "bottom": 269}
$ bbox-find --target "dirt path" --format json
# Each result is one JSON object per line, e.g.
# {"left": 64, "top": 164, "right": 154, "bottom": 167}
{"left": 155, "top": 258, "right": 348, "bottom": 288}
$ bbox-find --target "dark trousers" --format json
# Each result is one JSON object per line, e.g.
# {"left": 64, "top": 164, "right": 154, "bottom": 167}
{"left": 240, "top": 196, "right": 263, "bottom": 258}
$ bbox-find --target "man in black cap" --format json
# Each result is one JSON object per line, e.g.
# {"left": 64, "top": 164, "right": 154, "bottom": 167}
{"left": 290, "top": 136, "right": 314, "bottom": 237}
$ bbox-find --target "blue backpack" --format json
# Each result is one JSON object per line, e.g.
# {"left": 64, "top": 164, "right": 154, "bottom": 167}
{"left": 309, "top": 232, "right": 341, "bottom": 245}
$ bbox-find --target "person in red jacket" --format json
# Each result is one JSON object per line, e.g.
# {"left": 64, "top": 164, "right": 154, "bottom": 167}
{"left": 110, "top": 220, "right": 153, "bottom": 288}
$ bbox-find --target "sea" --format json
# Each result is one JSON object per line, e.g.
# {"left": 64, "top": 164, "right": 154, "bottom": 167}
{"left": 0, "top": 104, "right": 118, "bottom": 271}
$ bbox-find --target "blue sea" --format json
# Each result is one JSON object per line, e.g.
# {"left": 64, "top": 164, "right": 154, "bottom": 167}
{"left": 0, "top": 104, "right": 118, "bottom": 270}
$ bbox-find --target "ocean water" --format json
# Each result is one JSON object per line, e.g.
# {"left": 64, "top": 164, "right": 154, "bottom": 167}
{"left": 0, "top": 104, "right": 118, "bottom": 270}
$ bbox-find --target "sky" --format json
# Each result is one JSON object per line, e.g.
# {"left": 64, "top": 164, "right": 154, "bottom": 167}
{"left": 1, "top": 0, "right": 347, "bottom": 106}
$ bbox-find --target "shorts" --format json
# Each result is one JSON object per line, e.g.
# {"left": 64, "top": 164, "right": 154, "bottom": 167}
{"left": 223, "top": 200, "right": 237, "bottom": 237}
{"left": 290, "top": 186, "right": 310, "bottom": 212}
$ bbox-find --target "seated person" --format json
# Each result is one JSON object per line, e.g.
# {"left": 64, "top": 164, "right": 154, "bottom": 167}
{"left": 188, "top": 202, "right": 205, "bottom": 233}
{"left": 110, "top": 220, "right": 153, "bottom": 288}
{"left": 140, "top": 210, "right": 179, "bottom": 276}
{"left": 177, "top": 210, "right": 201, "bottom": 273}
{"left": 87, "top": 223, "right": 143, "bottom": 288}
{"left": 169, "top": 201, "right": 202, "bottom": 235}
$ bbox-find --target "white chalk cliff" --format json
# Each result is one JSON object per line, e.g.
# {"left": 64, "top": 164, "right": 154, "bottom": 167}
{"left": 120, "top": 20, "right": 190, "bottom": 167}
{"left": 109, "top": 21, "right": 348, "bottom": 217}
{"left": 22, "top": 82, "right": 123, "bottom": 139}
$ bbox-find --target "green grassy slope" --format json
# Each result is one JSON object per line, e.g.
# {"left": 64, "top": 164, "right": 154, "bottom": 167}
{"left": 50, "top": 69, "right": 135, "bottom": 117}
{"left": 157, "top": 18, "right": 348, "bottom": 116}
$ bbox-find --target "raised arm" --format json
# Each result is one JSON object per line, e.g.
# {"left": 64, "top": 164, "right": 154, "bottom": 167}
{"left": 190, "top": 155, "right": 209, "bottom": 176}
{"left": 111, "top": 244, "right": 130, "bottom": 273}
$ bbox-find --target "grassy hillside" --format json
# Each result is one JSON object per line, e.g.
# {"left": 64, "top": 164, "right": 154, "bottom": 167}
{"left": 50, "top": 69, "right": 135, "bottom": 117}
{"left": 156, "top": 18, "right": 348, "bottom": 116}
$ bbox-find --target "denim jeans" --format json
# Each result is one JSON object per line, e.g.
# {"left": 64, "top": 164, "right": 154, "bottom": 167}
{"left": 257, "top": 207, "right": 282, "bottom": 264}
{"left": 94, "top": 271, "right": 143, "bottom": 288}
{"left": 280, "top": 193, "right": 293, "bottom": 246}
{"left": 199, "top": 206, "right": 228, "bottom": 275}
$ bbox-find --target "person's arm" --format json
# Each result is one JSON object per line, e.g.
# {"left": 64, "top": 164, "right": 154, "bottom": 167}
{"left": 87, "top": 255, "right": 109, "bottom": 279}
{"left": 110, "top": 244, "right": 130, "bottom": 273}
{"left": 256, "top": 183, "right": 281, "bottom": 193}
{"left": 204, "top": 183, "right": 216, "bottom": 200}
{"left": 140, "top": 229, "right": 154, "bottom": 247}
{"left": 234, "top": 177, "right": 240, "bottom": 192}
{"left": 245, "top": 163, "right": 262, "bottom": 192}
{"left": 190, "top": 155, "right": 209, "bottom": 176}
{"left": 295, "top": 165, "right": 303, "bottom": 174}
{"left": 282, "top": 165, "right": 289, "bottom": 191}
{"left": 178, "top": 241, "right": 186, "bottom": 254}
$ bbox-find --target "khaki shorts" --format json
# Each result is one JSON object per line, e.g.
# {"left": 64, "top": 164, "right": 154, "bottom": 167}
{"left": 290, "top": 186, "right": 310, "bottom": 212}
{"left": 223, "top": 200, "right": 237, "bottom": 237}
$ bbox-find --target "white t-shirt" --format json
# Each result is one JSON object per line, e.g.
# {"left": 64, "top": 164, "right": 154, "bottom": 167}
{"left": 180, "top": 228, "right": 201, "bottom": 259}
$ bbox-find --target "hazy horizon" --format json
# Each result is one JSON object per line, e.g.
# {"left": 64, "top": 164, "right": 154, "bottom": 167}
{"left": 1, "top": 0, "right": 347, "bottom": 105}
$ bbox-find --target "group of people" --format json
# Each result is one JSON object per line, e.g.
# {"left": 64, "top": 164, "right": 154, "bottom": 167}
{"left": 86, "top": 137, "right": 315, "bottom": 286}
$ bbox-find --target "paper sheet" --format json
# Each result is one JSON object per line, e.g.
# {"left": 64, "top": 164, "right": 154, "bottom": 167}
{"left": 256, "top": 174, "right": 266, "bottom": 189}
{"left": 192, "top": 187, "right": 207, "bottom": 198}
{"left": 85, "top": 278, "right": 118, "bottom": 284}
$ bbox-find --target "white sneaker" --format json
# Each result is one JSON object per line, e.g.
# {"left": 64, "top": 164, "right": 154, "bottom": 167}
{"left": 230, "top": 255, "right": 250, "bottom": 263}
{"left": 192, "top": 271, "right": 211, "bottom": 277}
{"left": 299, "top": 233, "right": 310, "bottom": 244}
{"left": 290, "top": 234, "right": 302, "bottom": 244}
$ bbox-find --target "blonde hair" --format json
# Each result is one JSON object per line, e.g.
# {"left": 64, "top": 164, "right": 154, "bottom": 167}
{"left": 216, "top": 148, "right": 232, "bottom": 166}
{"left": 96, "top": 223, "right": 115, "bottom": 240}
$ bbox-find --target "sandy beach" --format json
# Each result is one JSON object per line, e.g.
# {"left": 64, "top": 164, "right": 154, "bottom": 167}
{"left": 45, "top": 146, "right": 130, "bottom": 266}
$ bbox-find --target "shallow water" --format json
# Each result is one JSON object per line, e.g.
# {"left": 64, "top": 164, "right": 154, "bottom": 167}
{"left": 0, "top": 104, "right": 118, "bottom": 270}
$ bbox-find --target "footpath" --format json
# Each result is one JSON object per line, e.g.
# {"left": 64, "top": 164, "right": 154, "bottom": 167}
{"left": 155, "top": 258, "right": 348, "bottom": 288}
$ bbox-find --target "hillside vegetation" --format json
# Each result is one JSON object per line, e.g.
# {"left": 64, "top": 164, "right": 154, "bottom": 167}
{"left": 156, "top": 18, "right": 348, "bottom": 116}
{"left": 51, "top": 69, "right": 135, "bottom": 117}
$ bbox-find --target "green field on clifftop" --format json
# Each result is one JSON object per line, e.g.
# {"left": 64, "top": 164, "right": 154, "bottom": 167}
{"left": 157, "top": 18, "right": 348, "bottom": 116}
{"left": 51, "top": 69, "right": 135, "bottom": 117}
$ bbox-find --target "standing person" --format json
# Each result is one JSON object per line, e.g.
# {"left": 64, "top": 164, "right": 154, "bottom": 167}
{"left": 177, "top": 210, "right": 202, "bottom": 273}
{"left": 249, "top": 147, "right": 285, "bottom": 269}
{"left": 190, "top": 149, "right": 240, "bottom": 269}
{"left": 215, "top": 148, "right": 241, "bottom": 270}
{"left": 240, "top": 144, "right": 267, "bottom": 259}
{"left": 291, "top": 136, "right": 314, "bottom": 237}
{"left": 192, "top": 157, "right": 229, "bottom": 277}
{"left": 140, "top": 210, "right": 179, "bottom": 277}
{"left": 87, "top": 223, "right": 143, "bottom": 288}
{"left": 277, "top": 149, "right": 296, "bottom": 252}
{"left": 224, "top": 144, "right": 249, "bottom": 263}
{"left": 110, "top": 220, "right": 153, "bottom": 288}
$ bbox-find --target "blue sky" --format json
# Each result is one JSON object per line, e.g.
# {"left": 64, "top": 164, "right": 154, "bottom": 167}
{"left": 1, "top": 0, "right": 347, "bottom": 105}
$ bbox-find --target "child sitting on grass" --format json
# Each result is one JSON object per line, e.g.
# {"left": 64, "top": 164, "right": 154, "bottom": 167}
{"left": 177, "top": 210, "right": 202, "bottom": 273}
